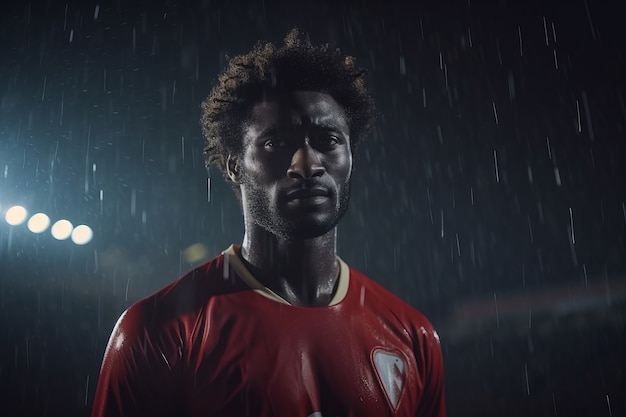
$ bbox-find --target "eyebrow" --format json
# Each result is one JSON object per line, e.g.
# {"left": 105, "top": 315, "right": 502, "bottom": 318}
{"left": 310, "top": 121, "right": 345, "bottom": 132}
{"left": 257, "top": 120, "right": 345, "bottom": 138}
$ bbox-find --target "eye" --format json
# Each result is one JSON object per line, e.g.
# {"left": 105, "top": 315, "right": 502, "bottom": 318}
{"left": 314, "top": 134, "right": 341, "bottom": 148}
{"left": 263, "top": 138, "right": 287, "bottom": 149}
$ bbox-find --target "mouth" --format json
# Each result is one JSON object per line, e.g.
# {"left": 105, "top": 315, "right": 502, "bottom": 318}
{"left": 286, "top": 187, "right": 330, "bottom": 201}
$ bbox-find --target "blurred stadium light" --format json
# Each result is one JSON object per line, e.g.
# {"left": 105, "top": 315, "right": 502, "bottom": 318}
{"left": 2, "top": 204, "right": 95, "bottom": 245}
{"left": 5, "top": 205, "right": 28, "bottom": 226}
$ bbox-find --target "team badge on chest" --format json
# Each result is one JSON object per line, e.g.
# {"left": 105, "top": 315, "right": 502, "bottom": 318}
{"left": 371, "top": 348, "right": 406, "bottom": 411}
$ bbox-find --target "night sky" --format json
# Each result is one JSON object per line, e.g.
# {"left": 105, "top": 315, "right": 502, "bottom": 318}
{"left": 1, "top": 0, "right": 625, "bottom": 416}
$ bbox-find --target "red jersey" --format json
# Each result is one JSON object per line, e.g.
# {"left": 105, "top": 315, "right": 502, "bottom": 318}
{"left": 91, "top": 245, "right": 446, "bottom": 417}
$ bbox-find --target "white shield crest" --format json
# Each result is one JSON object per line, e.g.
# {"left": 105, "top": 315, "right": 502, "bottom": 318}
{"left": 372, "top": 348, "right": 406, "bottom": 411}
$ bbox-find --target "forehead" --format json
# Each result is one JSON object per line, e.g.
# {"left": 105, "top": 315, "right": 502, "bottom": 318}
{"left": 245, "top": 91, "right": 349, "bottom": 132}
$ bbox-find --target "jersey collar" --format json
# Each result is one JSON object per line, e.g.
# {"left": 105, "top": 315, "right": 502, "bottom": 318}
{"left": 222, "top": 244, "right": 350, "bottom": 307}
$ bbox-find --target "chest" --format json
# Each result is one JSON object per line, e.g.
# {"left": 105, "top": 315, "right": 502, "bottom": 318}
{"left": 185, "top": 295, "right": 422, "bottom": 417}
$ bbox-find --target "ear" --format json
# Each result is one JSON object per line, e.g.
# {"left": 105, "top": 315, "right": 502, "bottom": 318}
{"left": 226, "top": 154, "right": 240, "bottom": 183}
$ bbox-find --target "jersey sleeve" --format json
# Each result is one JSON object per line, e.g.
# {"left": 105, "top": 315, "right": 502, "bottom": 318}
{"left": 91, "top": 303, "right": 184, "bottom": 417}
{"left": 415, "top": 322, "right": 447, "bottom": 417}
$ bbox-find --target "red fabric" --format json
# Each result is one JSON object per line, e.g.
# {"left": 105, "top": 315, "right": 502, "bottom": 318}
{"left": 91, "top": 248, "right": 446, "bottom": 417}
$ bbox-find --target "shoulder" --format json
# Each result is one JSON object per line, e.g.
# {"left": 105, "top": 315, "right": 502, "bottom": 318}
{"left": 110, "top": 252, "right": 240, "bottom": 351}
{"left": 348, "top": 266, "right": 441, "bottom": 346}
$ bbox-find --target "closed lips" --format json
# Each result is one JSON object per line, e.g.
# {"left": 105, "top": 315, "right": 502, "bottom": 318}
{"left": 286, "top": 188, "right": 329, "bottom": 200}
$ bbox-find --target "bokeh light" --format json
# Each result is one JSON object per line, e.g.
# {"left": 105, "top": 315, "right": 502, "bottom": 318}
{"left": 182, "top": 242, "right": 209, "bottom": 263}
{"left": 71, "top": 225, "right": 93, "bottom": 245}
{"left": 51, "top": 219, "right": 73, "bottom": 240}
{"left": 27, "top": 213, "right": 51, "bottom": 233}
{"left": 5, "top": 205, "right": 28, "bottom": 226}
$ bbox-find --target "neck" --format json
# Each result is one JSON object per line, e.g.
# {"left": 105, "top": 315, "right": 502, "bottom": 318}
{"left": 240, "top": 222, "right": 340, "bottom": 307}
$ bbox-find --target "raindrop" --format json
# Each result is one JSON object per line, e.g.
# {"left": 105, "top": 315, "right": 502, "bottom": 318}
{"left": 581, "top": 91, "right": 595, "bottom": 141}
{"left": 84, "top": 375, "right": 90, "bottom": 406}
{"left": 440, "top": 209, "right": 444, "bottom": 238}
{"left": 568, "top": 208, "right": 575, "bottom": 245}
{"left": 552, "top": 393, "right": 558, "bottom": 416}
{"left": 492, "top": 101, "right": 498, "bottom": 124}
{"left": 419, "top": 18, "right": 424, "bottom": 40}
{"left": 41, "top": 75, "right": 46, "bottom": 101}
{"left": 575, "top": 99, "right": 582, "bottom": 133}
{"left": 554, "top": 167, "right": 561, "bottom": 186}
{"left": 495, "top": 38, "right": 503, "bottom": 65}
{"left": 131, "top": 189, "right": 137, "bottom": 216}
{"left": 508, "top": 72, "right": 515, "bottom": 101}
{"left": 60, "top": 90, "right": 64, "bottom": 125}
{"left": 63, "top": 4, "right": 68, "bottom": 30}
{"left": 553, "top": 49, "right": 558, "bottom": 69}
{"left": 493, "top": 292, "right": 500, "bottom": 328}
{"left": 493, "top": 149, "right": 500, "bottom": 183}
{"left": 583, "top": 0, "right": 597, "bottom": 40}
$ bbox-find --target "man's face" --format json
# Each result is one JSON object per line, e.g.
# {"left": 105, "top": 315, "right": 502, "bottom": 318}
{"left": 237, "top": 91, "right": 352, "bottom": 240}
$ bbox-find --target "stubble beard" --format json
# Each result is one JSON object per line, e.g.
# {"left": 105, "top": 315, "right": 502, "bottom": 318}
{"left": 245, "top": 180, "right": 352, "bottom": 241}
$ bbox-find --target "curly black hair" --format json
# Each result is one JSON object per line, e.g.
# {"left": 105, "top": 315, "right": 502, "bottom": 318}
{"left": 200, "top": 28, "right": 376, "bottom": 188}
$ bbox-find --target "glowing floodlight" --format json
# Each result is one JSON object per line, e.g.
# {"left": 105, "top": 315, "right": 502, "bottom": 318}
{"left": 5, "top": 205, "right": 28, "bottom": 225}
{"left": 51, "top": 219, "right": 73, "bottom": 240}
{"left": 27, "top": 213, "right": 51, "bottom": 233}
{"left": 71, "top": 225, "right": 93, "bottom": 245}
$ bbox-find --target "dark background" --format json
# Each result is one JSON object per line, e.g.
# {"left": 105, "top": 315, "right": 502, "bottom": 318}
{"left": 1, "top": 0, "right": 625, "bottom": 416}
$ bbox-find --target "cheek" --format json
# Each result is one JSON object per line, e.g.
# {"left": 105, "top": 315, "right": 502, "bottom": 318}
{"left": 333, "top": 152, "right": 353, "bottom": 182}
{"left": 242, "top": 149, "right": 286, "bottom": 179}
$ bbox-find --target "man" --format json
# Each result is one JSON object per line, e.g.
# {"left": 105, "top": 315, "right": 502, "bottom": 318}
{"left": 91, "top": 29, "right": 446, "bottom": 417}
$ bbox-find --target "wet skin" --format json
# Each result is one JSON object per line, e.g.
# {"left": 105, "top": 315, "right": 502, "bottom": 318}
{"left": 231, "top": 91, "right": 353, "bottom": 306}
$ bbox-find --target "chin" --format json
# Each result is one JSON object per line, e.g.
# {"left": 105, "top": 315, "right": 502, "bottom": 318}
{"left": 276, "top": 203, "right": 349, "bottom": 240}
{"left": 283, "top": 220, "right": 337, "bottom": 240}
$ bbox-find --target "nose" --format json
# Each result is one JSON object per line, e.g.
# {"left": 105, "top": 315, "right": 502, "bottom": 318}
{"left": 287, "top": 142, "right": 325, "bottom": 179}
